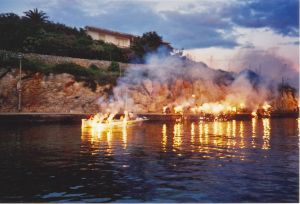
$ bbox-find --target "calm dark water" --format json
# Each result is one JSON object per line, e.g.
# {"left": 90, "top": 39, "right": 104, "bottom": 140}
{"left": 0, "top": 118, "right": 298, "bottom": 202}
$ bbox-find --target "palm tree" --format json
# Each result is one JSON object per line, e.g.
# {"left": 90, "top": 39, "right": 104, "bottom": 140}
{"left": 23, "top": 8, "right": 48, "bottom": 24}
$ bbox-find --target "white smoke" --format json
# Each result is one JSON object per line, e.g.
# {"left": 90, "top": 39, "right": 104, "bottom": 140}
{"left": 231, "top": 49, "right": 299, "bottom": 89}
{"left": 97, "top": 50, "right": 298, "bottom": 113}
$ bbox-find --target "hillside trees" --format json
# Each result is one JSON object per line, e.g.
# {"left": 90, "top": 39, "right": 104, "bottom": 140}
{"left": 0, "top": 10, "right": 128, "bottom": 62}
{"left": 130, "top": 31, "right": 173, "bottom": 63}
{"left": 0, "top": 9, "right": 172, "bottom": 63}
{"left": 23, "top": 8, "right": 48, "bottom": 24}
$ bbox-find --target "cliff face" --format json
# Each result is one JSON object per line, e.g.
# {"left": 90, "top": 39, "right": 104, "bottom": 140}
{"left": 0, "top": 70, "right": 108, "bottom": 113}
{"left": 0, "top": 69, "right": 298, "bottom": 114}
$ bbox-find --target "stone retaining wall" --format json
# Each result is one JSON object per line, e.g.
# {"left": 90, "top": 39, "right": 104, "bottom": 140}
{"left": 24, "top": 53, "right": 132, "bottom": 70}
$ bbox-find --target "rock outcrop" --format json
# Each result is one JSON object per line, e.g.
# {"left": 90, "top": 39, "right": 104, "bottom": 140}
{"left": 0, "top": 70, "right": 109, "bottom": 113}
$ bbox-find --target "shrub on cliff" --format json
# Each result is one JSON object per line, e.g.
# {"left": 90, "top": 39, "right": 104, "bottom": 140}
{"left": 89, "top": 64, "right": 99, "bottom": 71}
{"left": 51, "top": 63, "right": 92, "bottom": 78}
{"left": 51, "top": 62, "right": 118, "bottom": 90}
{"left": 108, "top": 61, "right": 120, "bottom": 72}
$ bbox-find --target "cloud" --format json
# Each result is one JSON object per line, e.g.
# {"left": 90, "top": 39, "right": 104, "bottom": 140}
{"left": 279, "top": 41, "right": 300, "bottom": 46}
{"left": 0, "top": 0, "right": 298, "bottom": 49}
{"left": 158, "top": 10, "right": 239, "bottom": 48}
{"left": 48, "top": 0, "right": 241, "bottom": 49}
{"left": 229, "top": 0, "right": 299, "bottom": 37}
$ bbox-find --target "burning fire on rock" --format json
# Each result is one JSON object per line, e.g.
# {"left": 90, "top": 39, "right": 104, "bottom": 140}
{"left": 163, "top": 100, "right": 273, "bottom": 121}
{"left": 82, "top": 53, "right": 298, "bottom": 127}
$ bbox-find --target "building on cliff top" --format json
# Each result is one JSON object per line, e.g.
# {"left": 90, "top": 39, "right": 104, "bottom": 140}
{"left": 85, "top": 26, "right": 137, "bottom": 48}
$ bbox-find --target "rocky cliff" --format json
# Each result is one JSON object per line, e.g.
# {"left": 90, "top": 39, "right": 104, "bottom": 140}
{"left": 0, "top": 70, "right": 108, "bottom": 113}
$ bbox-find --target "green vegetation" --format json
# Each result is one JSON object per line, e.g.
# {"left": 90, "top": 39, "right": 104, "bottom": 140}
{"left": 23, "top": 8, "right": 48, "bottom": 24}
{"left": 0, "top": 9, "right": 128, "bottom": 62}
{"left": 0, "top": 50, "right": 119, "bottom": 91}
{"left": 131, "top": 31, "right": 173, "bottom": 63}
{"left": 108, "top": 61, "right": 120, "bottom": 72}
{"left": 0, "top": 9, "right": 172, "bottom": 63}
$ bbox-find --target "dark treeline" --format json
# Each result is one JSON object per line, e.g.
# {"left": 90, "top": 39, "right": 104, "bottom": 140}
{"left": 0, "top": 9, "right": 172, "bottom": 63}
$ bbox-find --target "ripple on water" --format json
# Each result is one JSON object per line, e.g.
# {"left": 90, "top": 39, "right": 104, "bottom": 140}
{"left": 0, "top": 119, "right": 298, "bottom": 202}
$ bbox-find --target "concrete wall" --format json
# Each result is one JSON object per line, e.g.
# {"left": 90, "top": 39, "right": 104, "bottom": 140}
{"left": 86, "top": 30, "right": 100, "bottom": 41}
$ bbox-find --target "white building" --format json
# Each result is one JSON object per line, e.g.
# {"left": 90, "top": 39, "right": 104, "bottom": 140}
{"left": 85, "top": 26, "right": 136, "bottom": 48}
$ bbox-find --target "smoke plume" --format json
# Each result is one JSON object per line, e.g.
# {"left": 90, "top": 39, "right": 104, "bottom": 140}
{"left": 98, "top": 50, "right": 298, "bottom": 114}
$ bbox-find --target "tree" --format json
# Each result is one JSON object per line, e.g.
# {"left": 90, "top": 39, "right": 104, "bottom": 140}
{"left": 23, "top": 8, "right": 48, "bottom": 24}
{"left": 131, "top": 31, "right": 172, "bottom": 63}
{"left": 0, "top": 13, "right": 30, "bottom": 51}
{"left": 0, "top": 10, "right": 133, "bottom": 62}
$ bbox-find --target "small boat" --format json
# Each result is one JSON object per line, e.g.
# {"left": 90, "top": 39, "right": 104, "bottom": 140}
{"left": 81, "top": 115, "right": 148, "bottom": 129}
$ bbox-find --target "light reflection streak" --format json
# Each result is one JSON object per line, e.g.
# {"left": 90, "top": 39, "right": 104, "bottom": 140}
{"left": 81, "top": 123, "right": 129, "bottom": 154}
{"left": 239, "top": 121, "right": 245, "bottom": 148}
{"left": 122, "top": 125, "right": 127, "bottom": 149}
{"left": 199, "top": 121, "right": 203, "bottom": 144}
{"left": 213, "top": 121, "right": 218, "bottom": 135}
{"left": 251, "top": 118, "right": 257, "bottom": 148}
{"left": 106, "top": 127, "right": 113, "bottom": 154}
{"left": 217, "top": 122, "right": 224, "bottom": 146}
{"left": 191, "top": 122, "right": 195, "bottom": 145}
{"left": 218, "top": 122, "right": 224, "bottom": 136}
{"left": 226, "top": 121, "right": 231, "bottom": 136}
{"left": 204, "top": 123, "right": 209, "bottom": 144}
{"left": 226, "top": 121, "right": 231, "bottom": 147}
{"left": 173, "top": 123, "right": 182, "bottom": 151}
{"left": 262, "top": 118, "right": 271, "bottom": 150}
{"left": 212, "top": 121, "right": 218, "bottom": 145}
{"left": 198, "top": 121, "right": 209, "bottom": 153}
{"left": 232, "top": 120, "right": 237, "bottom": 147}
{"left": 162, "top": 124, "right": 167, "bottom": 152}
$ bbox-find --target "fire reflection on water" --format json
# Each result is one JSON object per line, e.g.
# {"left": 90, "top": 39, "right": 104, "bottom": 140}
{"left": 106, "top": 127, "right": 113, "bottom": 151}
{"left": 252, "top": 118, "right": 257, "bottom": 148}
{"left": 173, "top": 123, "right": 183, "bottom": 151}
{"left": 191, "top": 122, "right": 195, "bottom": 149}
{"left": 262, "top": 118, "right": 271, "bottom": 150}
{"left": 232, "top": 120, "right": 236, "bottom": 137}
{"left": 81, "top": 118, "right": 276, "bottom": 159}
{"left": 162, "top": 124, "right": 167, "bottom": 152}
{"left": 81, "top": 125, "right": 128, "bottom": 152}
{"left": 191, "top": 123, "right": 195, "bottom": 142}
{"left": 122, "top": 125, "right": 127, "bottom": 149}
{"left": 199, "top": 121, "right": 203, "bottom": 144}
{"left": 239, "top": 121, "right": 245, "bottom": 149}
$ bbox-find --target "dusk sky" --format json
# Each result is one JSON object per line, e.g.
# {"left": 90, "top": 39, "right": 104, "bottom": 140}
{"left": 1, "top": 0, "right": 299, "bottom": 71}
